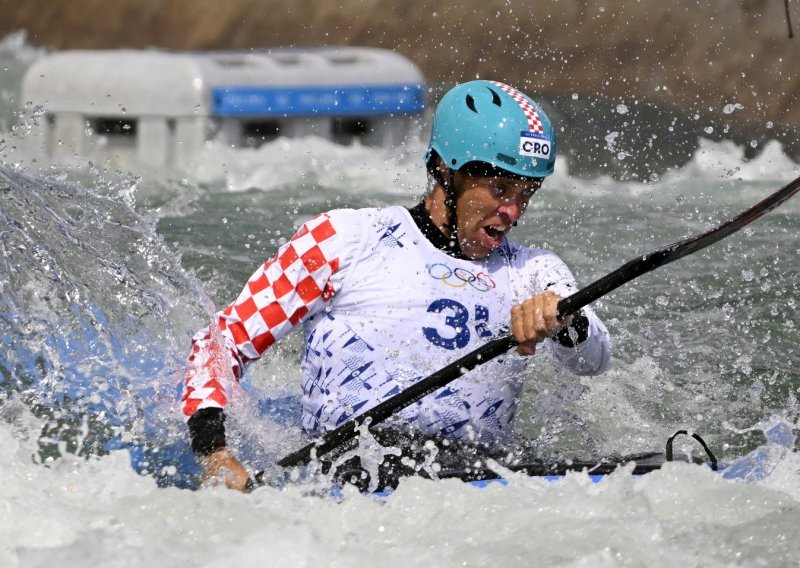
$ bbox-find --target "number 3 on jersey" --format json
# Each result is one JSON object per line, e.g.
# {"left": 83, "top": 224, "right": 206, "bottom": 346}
{"left": 422, "top": 298, "right": 493, "bottom": 350}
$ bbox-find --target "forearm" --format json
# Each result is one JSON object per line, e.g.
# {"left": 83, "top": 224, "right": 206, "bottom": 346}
{"left": 180, "top": 321, "right": 243, "bottom": 417}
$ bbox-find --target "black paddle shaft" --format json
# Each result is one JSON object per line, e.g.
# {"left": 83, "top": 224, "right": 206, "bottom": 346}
{"left": 558, "top": 174, "right": 800, "bottom": 318}
{"left": 277, "top": 175, "right": 800, "bottom": 468}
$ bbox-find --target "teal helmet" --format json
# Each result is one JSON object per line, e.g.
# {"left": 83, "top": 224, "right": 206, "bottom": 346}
{"left": 426, "top": 80, "right": 556, "bottom": 178}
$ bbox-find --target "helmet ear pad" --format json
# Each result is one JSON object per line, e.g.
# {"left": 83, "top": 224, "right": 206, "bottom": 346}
{"left": 425, "top": 149, "right": 450, "bottom": 189}
{"left": 424, "top": 150, "right": 461, "bottom": 238}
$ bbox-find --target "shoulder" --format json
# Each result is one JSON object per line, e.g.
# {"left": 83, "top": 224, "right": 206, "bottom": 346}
{"left": 298, "top": 207, "right": 380, "bottom": 243}
{"left": 498, "top": 239, "right": 570, "bottom": 273}
{"left": 497, "top": 238, "right": 580, "bottom": 295}
{"left": 326, "top": 205, "right": 415, "bottom": 241}
{"left": 297, "top": 206, "right": 409, "bottom": 260}
{"left": 320, "top": 207, "right": 376, "bottom": 226}
{"left": 321, "top": 206, "right": 402, "bottom": 230}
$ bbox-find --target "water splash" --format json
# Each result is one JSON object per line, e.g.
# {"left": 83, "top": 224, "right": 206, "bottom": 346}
{"left": 0, "top": 164, "right": 207, "bottom": 484}
{"left": 722, "top": 414, "right": 797, "bottom": 482}
{"left": 327, "top": 418, "right": 402, "bottom": 493}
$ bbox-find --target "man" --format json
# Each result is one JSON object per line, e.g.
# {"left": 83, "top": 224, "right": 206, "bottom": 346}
{"left": 181, "top": 80, "right": 612, "bottom": 491}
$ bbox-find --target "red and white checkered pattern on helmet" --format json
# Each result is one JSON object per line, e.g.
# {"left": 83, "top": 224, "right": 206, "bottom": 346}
{"left": 489, "top": 81, "right": 544, "bottom": 134}
{"left": 181, "top": 213, "right": 340, "bottom": 417}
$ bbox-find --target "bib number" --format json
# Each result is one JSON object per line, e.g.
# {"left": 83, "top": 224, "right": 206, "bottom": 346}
{"left": 422, "top": 299, "right": 494, "bottom": 350}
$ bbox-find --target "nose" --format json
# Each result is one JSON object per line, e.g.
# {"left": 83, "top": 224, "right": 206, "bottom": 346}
{"left": 497, "top": 193, "right": 526, "bottom": 223}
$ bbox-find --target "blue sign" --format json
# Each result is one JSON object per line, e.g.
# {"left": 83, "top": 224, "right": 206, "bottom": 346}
{"left": 210, "top": 84, "right": 425, "bottom": 117}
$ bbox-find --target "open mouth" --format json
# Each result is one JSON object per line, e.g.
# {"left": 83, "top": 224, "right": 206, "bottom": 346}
{"left": 483, "top": 225, "right": 507, "bottom": 240}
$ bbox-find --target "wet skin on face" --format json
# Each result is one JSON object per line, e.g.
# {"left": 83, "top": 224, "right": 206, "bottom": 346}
{"left": 454, "top": 173, "right": 543, "bottom": 259}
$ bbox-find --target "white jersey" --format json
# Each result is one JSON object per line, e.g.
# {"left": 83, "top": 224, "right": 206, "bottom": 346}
{"left": 181, "top": 206, "right": 611, "bottom": 442}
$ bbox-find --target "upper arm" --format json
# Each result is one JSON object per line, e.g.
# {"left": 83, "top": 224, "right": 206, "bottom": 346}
{"left": 219, "top": 209, "right": 368, "bottom": 361}
{"left": 181, "top": 209, "right": 369, "bottom": 418}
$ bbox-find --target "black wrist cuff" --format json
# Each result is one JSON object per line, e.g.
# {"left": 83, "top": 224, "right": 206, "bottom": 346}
{"left": 555, "top": 310, "right": 590, "bottom": 347}
{"left": 187, "top": 407, "right": 227, "bottom": 456}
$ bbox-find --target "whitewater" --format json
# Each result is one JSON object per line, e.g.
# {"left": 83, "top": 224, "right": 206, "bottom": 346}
{"left": 1, "top": 33, "right": 800, "bottom": 567}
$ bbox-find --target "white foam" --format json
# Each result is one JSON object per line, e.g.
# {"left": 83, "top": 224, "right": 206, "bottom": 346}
{"left": 5, "top": 425, "right": 800, "bottom": 567}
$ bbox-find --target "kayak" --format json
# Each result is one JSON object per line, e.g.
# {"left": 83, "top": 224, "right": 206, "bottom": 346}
{"left": 256, "top": 397, "right": 798, "bottom": 494}
{"left": 257, "top": 428, "right": 721, "bottom": 494}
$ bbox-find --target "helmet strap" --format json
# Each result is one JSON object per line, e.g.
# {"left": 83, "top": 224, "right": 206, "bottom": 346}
{"left": 426, "top": 152, "right": 468, "bottom": 258}
{"left": 443, "top": 167, "right": 461, "bottom": 251}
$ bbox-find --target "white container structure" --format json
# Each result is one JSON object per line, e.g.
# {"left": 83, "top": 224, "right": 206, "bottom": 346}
{"left": 21, "top": 47, "right": 425, "bottom": 167}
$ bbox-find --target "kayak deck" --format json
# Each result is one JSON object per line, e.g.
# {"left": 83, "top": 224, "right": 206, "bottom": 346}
{"left": 299, "top": 430, "right": 716, "bottom": 493}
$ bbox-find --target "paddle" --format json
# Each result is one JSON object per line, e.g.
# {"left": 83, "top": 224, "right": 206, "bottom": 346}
{"left": 277, "top": 174, "right": 800, "bottom": 469}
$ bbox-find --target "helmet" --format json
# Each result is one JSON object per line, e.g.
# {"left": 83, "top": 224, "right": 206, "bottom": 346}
{"left": 426, "top": 80, "right": 556, "bottom": 178}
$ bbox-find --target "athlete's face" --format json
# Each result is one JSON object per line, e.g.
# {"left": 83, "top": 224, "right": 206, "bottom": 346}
{"left": 454, "top": 173, "right": 542, "bottom": 259}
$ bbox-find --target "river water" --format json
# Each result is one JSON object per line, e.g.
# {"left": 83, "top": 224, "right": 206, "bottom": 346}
{"left": 1, "top": 32, "right": 800, "bottom": 567}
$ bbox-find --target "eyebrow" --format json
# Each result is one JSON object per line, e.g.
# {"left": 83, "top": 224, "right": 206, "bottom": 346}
{"left": 503, "top": 180, "right": 541, "bottom": 192}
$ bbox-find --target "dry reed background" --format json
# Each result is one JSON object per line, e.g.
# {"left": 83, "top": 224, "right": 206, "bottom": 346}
{"left": 1, "top": 0, "right": 798, "bottom": 157}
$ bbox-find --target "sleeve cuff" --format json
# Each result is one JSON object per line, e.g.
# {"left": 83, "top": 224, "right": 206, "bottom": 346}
{"left": 187, "top": 407, "right": 227, "bottom": 456}
{"left": 554, "top": 309, "right": 589, "bottom": 347}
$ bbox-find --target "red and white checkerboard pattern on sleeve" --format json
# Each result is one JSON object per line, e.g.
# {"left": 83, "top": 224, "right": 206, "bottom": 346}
{"left": 490, "top": 81, "right": 544, "bottom": 134}
{"left": 181, "top": 213, "right": 340, "bottom": 418}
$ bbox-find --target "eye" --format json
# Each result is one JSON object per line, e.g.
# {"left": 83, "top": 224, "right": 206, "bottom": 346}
{"left": 523, "top": 180, "right": 543, "bottom": 199}
{"left": 486, "top": 181, "right": 506, "bottom": 195}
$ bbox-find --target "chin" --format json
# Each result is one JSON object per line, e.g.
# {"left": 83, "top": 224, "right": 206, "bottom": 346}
{"left": 461, "top": 245, "right": 493, "bottom": 260}
{"left": 460, "top": 231, "right": 500, "bottom": 260}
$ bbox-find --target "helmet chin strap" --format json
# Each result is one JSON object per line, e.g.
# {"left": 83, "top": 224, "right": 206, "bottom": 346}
{"left": 443, "top": 168, "right": 463, "bottom": 253}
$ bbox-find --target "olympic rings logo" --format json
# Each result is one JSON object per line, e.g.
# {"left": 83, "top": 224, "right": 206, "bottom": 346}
{"left": 427, "top": 263, "right": 496, "bottom": 292}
